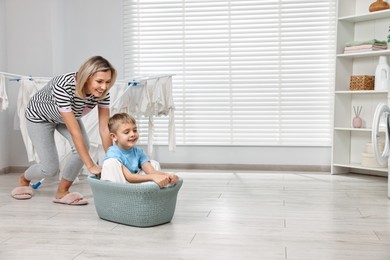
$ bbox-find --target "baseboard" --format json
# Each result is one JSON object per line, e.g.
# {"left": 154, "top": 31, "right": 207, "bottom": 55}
{"left": 1, "top": 164, "right": 330, "bottom": 174}
{"left": 0, "top": 166, "right": 28, "bottom": 174}
{"left": 0, "top": 167, "right": 10, "bottom": 175}
{"left": 160, "top": 163, "right": 331, "bottom": 172}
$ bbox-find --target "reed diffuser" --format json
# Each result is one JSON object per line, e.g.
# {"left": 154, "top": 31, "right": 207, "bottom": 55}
{"left": 353, "top": 105, "right": 362, "bottom": 128}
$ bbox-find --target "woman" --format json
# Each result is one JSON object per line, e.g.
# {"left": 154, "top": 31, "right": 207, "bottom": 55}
{"left": 11, "top": 56, "right": 117, "bottom": 205}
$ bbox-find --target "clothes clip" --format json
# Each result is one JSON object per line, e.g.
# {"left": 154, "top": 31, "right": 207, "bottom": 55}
{"left": 8, "top": 78, "right": 21, "bottom": 82}
{"left": 31, "top": 178, "right": 45, "bottom": 189}
{"left": 128, "top": 80, "right": 140, "bottom": 87}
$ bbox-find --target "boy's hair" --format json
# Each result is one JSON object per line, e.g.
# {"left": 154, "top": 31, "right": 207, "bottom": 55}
{"left": 108, "top": 113, "right": 137, "bottom": 134}
{"left": 75, "top": 56, "right": 117, "bottom": 100}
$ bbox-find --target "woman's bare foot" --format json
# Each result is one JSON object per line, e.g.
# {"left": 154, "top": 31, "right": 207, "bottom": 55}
{"left": 18, "top": 174, "right": 30, "bottom": 186}
{"left": 55, "top": 191, "right": 69, "bottom": 200}
{"left": 55, "top": 177, "right": 73, "bottom": 200}
{"left": 11, "top": 174, "right": 33, "bottom": 199}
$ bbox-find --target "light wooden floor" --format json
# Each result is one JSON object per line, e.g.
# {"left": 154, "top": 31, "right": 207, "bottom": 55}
{"left": 1, "top": 170, "right": 390, "bottom": 260}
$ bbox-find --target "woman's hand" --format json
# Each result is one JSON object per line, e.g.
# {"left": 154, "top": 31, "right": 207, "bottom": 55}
{"left": 88, "top": 165, "right": 102, "bottom": 176}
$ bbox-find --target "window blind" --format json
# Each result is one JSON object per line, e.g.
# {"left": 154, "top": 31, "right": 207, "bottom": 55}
{"left": 123, "top": 0, "right": 336, "bottom": 146}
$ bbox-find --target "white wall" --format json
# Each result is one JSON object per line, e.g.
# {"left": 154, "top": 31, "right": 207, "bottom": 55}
{"left": 0, "top": 0, "right": 8, "bottom": 169}
{"left": 4, "top": 0, "right": 56, "bottom": 168}
{"left": 0, "top": 0, "right": 331, "bottom": 170}
{"left": 3, "top": 0, "right": 125, "bottom": 169}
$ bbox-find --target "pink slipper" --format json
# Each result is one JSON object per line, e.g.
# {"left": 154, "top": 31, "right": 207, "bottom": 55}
{"left": 11, "top": 186, "right": 33, "bottom": 200}
{"left": 53, "top": 192, "right": 88, "bottom": 205}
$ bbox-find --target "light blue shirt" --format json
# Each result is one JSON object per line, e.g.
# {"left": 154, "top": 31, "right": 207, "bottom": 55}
{"left": 104, "top": 145, "right": 149, "bottom": 173}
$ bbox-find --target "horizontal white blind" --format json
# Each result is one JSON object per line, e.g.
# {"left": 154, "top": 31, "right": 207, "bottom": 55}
{"left": 123, "top": 0, "right": 336, "bottom": 146}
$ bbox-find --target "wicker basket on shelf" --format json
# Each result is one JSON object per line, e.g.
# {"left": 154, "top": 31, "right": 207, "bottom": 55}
{"left": 349, "top": 75, "right": 375, "bottom": 91}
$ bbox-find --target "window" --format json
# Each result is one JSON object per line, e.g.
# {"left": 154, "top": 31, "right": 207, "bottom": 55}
{"left": 123, "top": 0, "right": 336, "bottom": 146}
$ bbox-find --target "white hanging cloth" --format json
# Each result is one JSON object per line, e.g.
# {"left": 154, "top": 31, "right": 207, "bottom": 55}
{"left": 16, "top": 79, "right": 50, "bottom": 162}
{"left": 0, "top": 74, "right": 8, "bottom": 111}
{"left": 115, "top": 75, "right": 176, "bottom": 156}
{"left": 4, "top": 72, "right": 176, "bottom": 167}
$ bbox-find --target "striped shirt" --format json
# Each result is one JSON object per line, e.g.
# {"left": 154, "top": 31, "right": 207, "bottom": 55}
{"left": 25, "top": 72, "right": 110, "bottom": 124}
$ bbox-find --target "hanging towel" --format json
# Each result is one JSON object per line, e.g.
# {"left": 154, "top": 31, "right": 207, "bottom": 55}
{"left": 16, "top": 79, "right": 43, "bottom": 162}
{"left": 16, "top": 79, "right": 52, "bottom": 161}
{"left": 0, "top": 75, "right": 8, "bottom": 111}
{"left": 156, "top": 76, "right": 176, "bottom": 152}
{"left": 140, "top": 76, "right": 176, "bottom": 155}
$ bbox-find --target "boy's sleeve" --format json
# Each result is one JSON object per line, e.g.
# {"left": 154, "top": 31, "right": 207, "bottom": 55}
{"left": 104, "top": 146, "right": 124, "bottom": 165}
{"left": 137, "top": 147, "right": 150, "bottom": 168}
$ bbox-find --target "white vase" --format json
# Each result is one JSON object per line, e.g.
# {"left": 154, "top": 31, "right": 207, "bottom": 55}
{"left": 375, "top": 56, "right": 390, "bottom": 91}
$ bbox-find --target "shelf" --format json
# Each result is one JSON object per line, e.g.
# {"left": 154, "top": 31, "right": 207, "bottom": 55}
{"left": 339, "top": 9, "right": 390, "bottom": 22}
{"left": 334, "top": 127, "right": 386, "bottom": 132}
{"left": 333, "top": 162, "right": 388, "bottom": 172}
{"left": 332, "top": 2, "right": 390, "bottom": 176}
{"left": 337, "top": 49, "right": 390, "bottom": 58}
{"left": 334, "top": 127, "right": 372, "bottom": 132}
{"left": 335, "top": 90, "right": 388, "bottom": 94}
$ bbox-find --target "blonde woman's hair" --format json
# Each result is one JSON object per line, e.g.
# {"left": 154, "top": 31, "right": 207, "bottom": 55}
{"left": 108, "top": 113, "right": 137, "bottom": 134}
{"left": 75, "top": 56, "right": 117, "bottom": 99}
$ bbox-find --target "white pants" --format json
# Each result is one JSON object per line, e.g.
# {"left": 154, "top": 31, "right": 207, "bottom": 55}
{"left": 101, "top": 158, "right": 161, "bottom": 183}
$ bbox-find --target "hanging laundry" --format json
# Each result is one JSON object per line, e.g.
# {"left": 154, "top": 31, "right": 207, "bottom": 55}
{"left": 3, "top": 71, "right": 176, "bottom": 165}
{"left": 16, "top": 79, "right": 50, "bottom": 162}
{"left": 120, "top": 75, "right": 176, "bottom": 155}
{"left": 0, "top": 75, "right": 8, "bottom": 111}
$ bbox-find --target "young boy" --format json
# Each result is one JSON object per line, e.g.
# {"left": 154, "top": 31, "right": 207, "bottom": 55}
{"left": 101, "top": 112, "right": 179, "bottom": 187}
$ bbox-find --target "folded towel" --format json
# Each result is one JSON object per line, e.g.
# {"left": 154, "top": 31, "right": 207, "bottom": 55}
{"left": 344, "top": 44, "right": 387, "bottom": 51}
{"left": 343, "top": 47, "right": 387, "bottom": 54}
{"left": 345, "top": 39, "right": 387, "bottom": 47}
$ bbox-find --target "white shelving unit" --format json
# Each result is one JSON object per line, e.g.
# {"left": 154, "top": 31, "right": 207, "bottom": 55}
{"left": 332, "top": 0, "right": 390, "bottom": 176}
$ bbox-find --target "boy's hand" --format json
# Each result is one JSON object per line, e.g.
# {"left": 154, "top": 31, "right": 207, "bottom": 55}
{"left": 168, "top": 174, "right": 179, "bottom": 184}
{"left": 150, "top": 175, "right": 170, "bottom": 187}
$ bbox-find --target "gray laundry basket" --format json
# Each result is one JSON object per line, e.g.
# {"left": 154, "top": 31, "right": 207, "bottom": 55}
{"left": 88, "top": 175, "right": 183, "bottom": 227}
